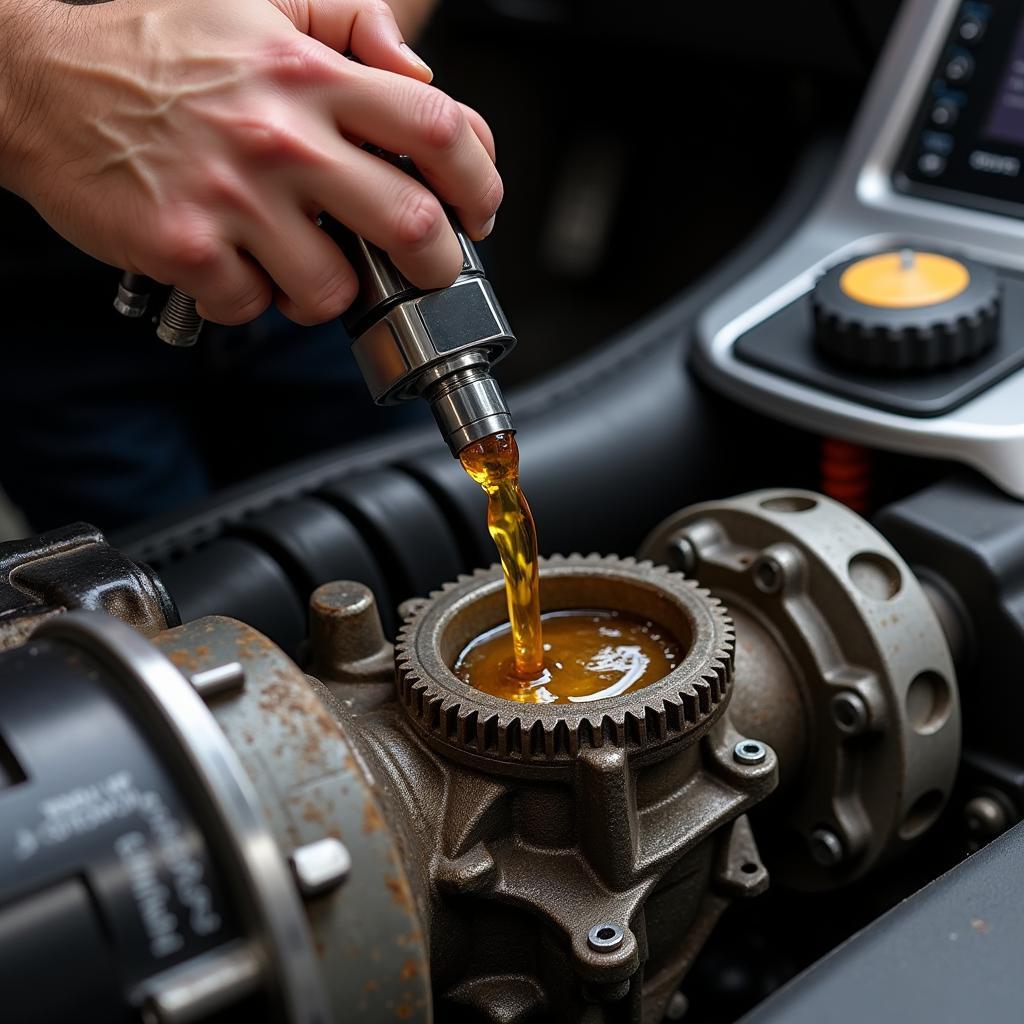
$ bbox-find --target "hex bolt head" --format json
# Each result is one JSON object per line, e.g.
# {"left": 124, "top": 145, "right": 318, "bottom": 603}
{"left": 290, "top": 837, "right": 352, "bottom": 898}
{"left": 830, "top": 691, "right": 870, "bottom": 735}
{"left": 964, "top": 795, "right": 1010, "bottom": 841}
{"left": 587, "top": 923, "right": 625, "bottom": 952}
{"left": 733, "top": 739, "right": 768, "bottom": 765}
{"left": 809, "top": 828, "right": 845, "bottom": 867}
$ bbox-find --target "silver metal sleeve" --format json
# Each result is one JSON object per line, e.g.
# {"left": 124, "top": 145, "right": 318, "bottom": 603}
{"left": 420, "top": 361, "right": 514, "bottom": 456}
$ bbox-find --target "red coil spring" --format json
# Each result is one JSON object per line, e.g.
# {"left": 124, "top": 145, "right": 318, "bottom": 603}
{"left": 821, "top": 439, "right": 872, "bottom": 514}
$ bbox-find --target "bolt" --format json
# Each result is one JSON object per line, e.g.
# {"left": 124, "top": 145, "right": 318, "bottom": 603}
{"left": 190, "top": 662, "right": 246, "bottom": 700}
{"left": 157, "top": 288, "right": 205, "bottom": 347}
{"left": 831, "top": 691, "right": 869, "bottom": 735}
{"left": 753, "top": 555, "right": 784, "bottom": 594}
{"left": 809, "top": 828, "right": 844, "bottom": 867}
{"left": 113, "top": 272, "right": 154, "bottom": 318}
{"left": 587, "top": 923, "right": 625, "bottom": 952}
{"left": 667, "top": 534, "right": 697, "bottom": 575}
{"left": 290, "top": 837, "right": 351, "bottom": 897}
{"left": 733, "top": 739, "right": 767, "bottom": 766}
{"left": 665, "top": 991, "right": 689, "bottom": 1020}
{"left": 964, "top": 795, "right": 1010, "bottom": 841}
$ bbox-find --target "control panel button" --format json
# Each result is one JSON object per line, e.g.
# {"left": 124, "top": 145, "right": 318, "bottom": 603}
{"left": 931, "top": 100, "right": 959, "bottom": 128}
{"left": 958, "top": 16, "right": 986, "bottom": 43}
{"left": 921, "top": 130, "right": 954, "bottom": 154}
{"left": 945, "top": 52, "right": 975, "bottom": 83}
{"left": 918, "top": 152, "right": 948, "bottom": 176}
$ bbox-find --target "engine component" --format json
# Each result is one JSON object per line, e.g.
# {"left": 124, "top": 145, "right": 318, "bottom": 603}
{"left": 0, "top": 612, "right": 332, "bottom": 1024}
{"left": 875, "top": 473, "right": 1024, "bottom": 831}
{"left": 0, "top": 521, "right": 176, "bottom": 651}
{"left": 319, "top": 554, "right": 776, "bottom": 1023}
{"left": 0, "top": 490, "right": 964, "bottom": 1023}
{"left": 640, "top": 488, "right": 960, "bottom": 887}
{"left": 811, "top": 250, "right": 1000, "bottom": 372}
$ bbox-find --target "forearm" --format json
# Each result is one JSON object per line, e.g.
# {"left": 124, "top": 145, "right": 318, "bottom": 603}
{"left": 387, "top": 0, "right": 438, "bottom": 41}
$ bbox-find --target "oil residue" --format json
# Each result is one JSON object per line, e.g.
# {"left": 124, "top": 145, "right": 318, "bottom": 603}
{"left": 455, "top": 609, "right": 681, "bottom": 704}
{"left": 460, "top": 432, "right": 544, "bottom": 678}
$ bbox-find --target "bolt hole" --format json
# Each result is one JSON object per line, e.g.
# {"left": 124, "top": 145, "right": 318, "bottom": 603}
{"left": 596, "top": 927, "right": 615, "bottom": 940}
{"left": 741, "top": 862, "right": 759, "bottom": 874}
{"left": 760, "top": 495, "right": 817, "bottom": 513}
{"left": 754, "top": 559, "right": 782, "bottom": 593}
{"left": 741, "top": 742, "right": 759, "bottom": 756}
{"left": 899, "top": 789, "right": 945, "bottom": 840}
{"left": 848, "top": 552, "right": 902, "bottom": 601}
{"left": 906, "top": 671, "right": 953, "bottom": 735}
{"left": 836, "top": 704, "right": 856, "bottom": 728}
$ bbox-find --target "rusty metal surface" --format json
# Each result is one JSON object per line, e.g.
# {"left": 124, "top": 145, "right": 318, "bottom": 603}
{"left": 310, "top": 581, "right": 394, "bottom": 684}
{"left": 394, "top": 555, "right": 735, "bottom": 773}
{"left": 152, "top": 617, "right": 430, "bottom": 1023}
{"left": 641, "top": 488, "right": 961, "bottom": 889}
{"left": 321, "top": 556, "right": 778, "bottom": 1023}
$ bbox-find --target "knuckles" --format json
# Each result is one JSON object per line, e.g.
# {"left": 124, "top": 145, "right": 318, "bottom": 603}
{"left": 149, "top": 215, "right": 223, "bottom": 277}
{"left": 259, "top": 36, "right": 346, "bottom": 90}
{"left": 392, "top": 187, "right": 445, "bottom": 249}
{"left": 292, "top": 270, "right": 359, "bottom": 324}
{"left": 412, "top": 87, "right": 465, "bottom": 152}
{"left": 214, "top": 283, "right": 273, "bottom": 326}
{"left": 227, "top": 110, "right": 321, "bottom": 167}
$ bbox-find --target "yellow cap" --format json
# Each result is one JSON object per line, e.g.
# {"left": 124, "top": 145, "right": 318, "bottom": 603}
{"left": 840, "top": 251, "right": 970, "bottom": 309}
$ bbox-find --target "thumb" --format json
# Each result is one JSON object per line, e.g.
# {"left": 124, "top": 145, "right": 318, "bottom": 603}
{"left": 279, "top": 0, "right": 433, "bottom": 82}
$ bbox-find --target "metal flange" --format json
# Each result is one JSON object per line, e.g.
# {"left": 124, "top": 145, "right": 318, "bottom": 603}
{"left": 641, "top": 489, "right": 961, "bottom": 888}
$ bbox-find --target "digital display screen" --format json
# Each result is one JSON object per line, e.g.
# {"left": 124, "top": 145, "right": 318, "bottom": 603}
{"left": 897, "top": 0, "right": 1024, "bottom": 215}
{"left": 985, "top": 17, "right": 1024, "bottom": 144}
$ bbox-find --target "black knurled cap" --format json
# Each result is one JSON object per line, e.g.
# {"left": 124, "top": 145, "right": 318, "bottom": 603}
{"left": 812, "top": 253, "right": 1001, "bottom": 373}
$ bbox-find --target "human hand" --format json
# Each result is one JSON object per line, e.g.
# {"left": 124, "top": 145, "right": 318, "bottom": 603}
{"left": 0, "top": 0, "right": 501, "bottom": 325}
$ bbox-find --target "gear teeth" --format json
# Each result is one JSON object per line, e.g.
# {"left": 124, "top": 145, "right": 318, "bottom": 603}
{"left": 394, "top": 554, "right": 735, "bottom": 767}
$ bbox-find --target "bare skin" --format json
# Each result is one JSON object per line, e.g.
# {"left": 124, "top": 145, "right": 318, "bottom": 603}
{"left": 0, "top": 0, "right": 500, "bottom": 326}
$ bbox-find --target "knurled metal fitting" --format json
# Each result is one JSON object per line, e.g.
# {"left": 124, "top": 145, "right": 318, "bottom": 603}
{"left": 394, "top": 555, "right": 735, "bottom": 773}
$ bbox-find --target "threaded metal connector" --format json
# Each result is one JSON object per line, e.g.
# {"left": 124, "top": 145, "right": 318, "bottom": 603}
{"left": 157, "top": 288, "right": 205, "bottom": 347}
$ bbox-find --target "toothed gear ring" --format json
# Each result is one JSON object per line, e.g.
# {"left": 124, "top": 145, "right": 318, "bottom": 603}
{"left": 395, "top": 554, "right": 735, "bottom": 772}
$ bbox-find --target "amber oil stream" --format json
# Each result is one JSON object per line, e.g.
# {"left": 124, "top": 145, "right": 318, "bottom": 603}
{"left": 458, "top": 432, "right": 682, "bottom": 704}
{"left": 460, "top": 432, "right": 543, "bottom": 678}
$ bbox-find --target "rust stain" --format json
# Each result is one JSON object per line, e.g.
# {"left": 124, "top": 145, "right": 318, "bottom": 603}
{"left": 363, "top": 800, "right": 385, "bottom": 835}
{"left": 971, "top": 917, "right": 989, "bottom": 935}
{"left": 303, "top": 801, "right": 326, "bottom": 825}
{"left": 363, "top": 979, "right": 379, "bottom": 994}
{"left": 395, "top": 1003, "right": 413, "bottom": 1020}
{"left": 384, "top": 875, "right": 413, "bottom": 913}
{"left": 399, "top": 959, "right": 418, "bottom": 981}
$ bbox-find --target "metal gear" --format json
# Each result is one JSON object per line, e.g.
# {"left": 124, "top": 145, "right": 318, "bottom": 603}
{"left": 394, "top": 554, "right": 735, "bottom": 772}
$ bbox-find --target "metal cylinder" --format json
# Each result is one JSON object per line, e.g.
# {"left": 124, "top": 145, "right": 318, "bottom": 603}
{"left": 331, "top": 180, "right": 517, "bottom": 457}
{"left": 417, "top": 356, "right": 514, "bottom": 455}
{"left": 157, "top": 289, "right": 204, "bottom": 347}
{"left": 114, "top": 272, "right": 155, "bottom": 318}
